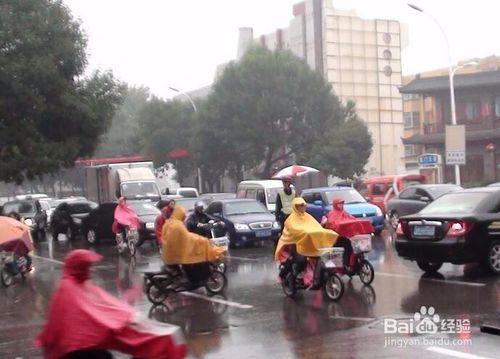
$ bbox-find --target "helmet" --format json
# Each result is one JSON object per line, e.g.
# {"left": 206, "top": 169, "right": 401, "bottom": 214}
{"left": 194, "top": 201, "right": 205, "bottom": 210}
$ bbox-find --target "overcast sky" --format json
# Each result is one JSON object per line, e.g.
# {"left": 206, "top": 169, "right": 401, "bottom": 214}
{"left": 64, "top": 0, "right": 497, "bottom": 98}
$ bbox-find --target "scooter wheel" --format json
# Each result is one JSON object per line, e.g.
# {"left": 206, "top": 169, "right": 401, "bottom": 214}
{"left": 1, "top": 269, "right": 13, "bottom": 287}
{"left": 359, "top": 260, "right": 375, "bottom": 285}
{"left": 282, "top": 273, "right": 297, "bottom": 298}
{"left": 146, "top": 279, "right": 170, "bottom": 305}
{"left": 205, "top": 270, "right": 227, "bottom": 294}
{"left": 323, "top": 273, "right": 344, "bottom": 301}
{"left": 217, "top": 262, "right": 227, "bottom": 274}
{"left": 128, "top": 240, "right": 136, "bottom": 257}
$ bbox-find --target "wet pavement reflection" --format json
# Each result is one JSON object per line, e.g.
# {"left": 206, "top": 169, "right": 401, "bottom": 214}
{"left": 0, "top": 229, "right": 499, "bottom": 358}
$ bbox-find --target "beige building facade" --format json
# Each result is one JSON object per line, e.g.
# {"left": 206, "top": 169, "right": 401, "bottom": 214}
{"left": 239, "top": 0, "right": 407, "bottom": 176}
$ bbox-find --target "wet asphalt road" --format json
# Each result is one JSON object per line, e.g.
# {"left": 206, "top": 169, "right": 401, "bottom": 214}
{"left": 0, "top": 228, "right": 499, "bottom": 358}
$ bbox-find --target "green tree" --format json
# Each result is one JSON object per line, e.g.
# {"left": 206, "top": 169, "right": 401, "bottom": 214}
{"left": 300, "top": 100, "right": 373, "bottom": 178}
{"left": 206, "top": 46, "right": 348, "bottom": 179}
{"left": 138, "top": 98, "right": 196, "bottom": 184}
{"left": 0, "top": 0, "right": 123, "bottom": 183}
{"left": 96, "top": 86, "right": 150, "bottom": 157}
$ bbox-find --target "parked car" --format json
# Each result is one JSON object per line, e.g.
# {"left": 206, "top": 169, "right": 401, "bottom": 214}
{"left": 488, "top": 182, "right": 500, "bottom": 187}
{"left": 1, "top": 199, "right": 48, "bottom": 240}
{"left": 50, "top": 200, "right": 98, "bottom": 240}
{"left": 301, "top": 187, "right": 385, "bottom": 234}
{"left": 14, "top": 193, "right": 49, "bottom": 201}
{"left": 387, "top": 184, "right": 463, "bottom": 228}
{"left": 205, "top": 199, "right": 281, "bottom": 247}
{"left": 395, "top": 187, "right": 500, "bottom": 274}
{"left": 237, "top": 180, "right": 291, "bottom": 213}
{"left": 358, "top": 174, "right": 426, "bottom": 213}
{"left": 199, "top": 193, "right": 236, "bottom": 205}
{"left": 82, "top": 201, "right": 160, "bottom": 245}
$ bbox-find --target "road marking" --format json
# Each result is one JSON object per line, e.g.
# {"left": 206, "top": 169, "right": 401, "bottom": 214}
{"left": 180, "top": 292, "right": 253, "bottom": 309}
{"left": 376, "top": 272, "right": 485, "bottom": 287}
{"left": 427, "top": 346, "right": 494, "bottom": 359}
{"left": 330, "top": 315, "right": 375, "bottom": 322}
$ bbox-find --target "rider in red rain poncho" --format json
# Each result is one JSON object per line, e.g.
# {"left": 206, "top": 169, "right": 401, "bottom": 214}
{"left": 35, "top": 249, "right": 186, "bottom": 359}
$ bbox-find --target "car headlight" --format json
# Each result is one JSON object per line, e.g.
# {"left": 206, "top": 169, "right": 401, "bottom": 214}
{"left": 375, "top": 207, "right": 383, "bottom": 216}
{"left": 234, "top": 223, "right": 250, "bottom": 231}
{"left": 146, "top": 222, "right": 155, "bottom": 230}
{"left": 24, "top": 218, "right": 33, "bottom": 226}
{"left": 272, "top": 221, "right": 281, "bottom": 229}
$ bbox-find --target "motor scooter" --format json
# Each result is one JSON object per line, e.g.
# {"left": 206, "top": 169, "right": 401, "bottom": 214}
{"left": 116, "top": 226, "right": 138, "bottom": 257}
{"left": 279, "top": 247, "right": 345, "bottom": 301}
{"left": 0, "top": 251, "right": 31, "bottom": 287}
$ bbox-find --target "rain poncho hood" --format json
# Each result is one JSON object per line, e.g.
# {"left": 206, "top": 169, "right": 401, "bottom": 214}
{"left": 323, "top": 197, "right": 355, "bottom": 231}
{"left": 162, "top": 205, "right": 224, "bottom": 264}
{"left": 36, "top": 249, "right": 186, "bottom": 359}
{"left": 0, "top": 216, "right": 33, "bottom": 256}
{"left": 113, "top": 197, "right": 140, "bottom": 229}
{"left": 274, "top": 198, "right": 338, "bottom": 260}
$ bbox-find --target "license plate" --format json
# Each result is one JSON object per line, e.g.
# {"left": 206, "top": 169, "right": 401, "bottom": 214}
{"left": 413, "top": 225, "right": 435, "bottom": 236}
{"left": 255, "top": 229, "right": 272, "bottom": 238}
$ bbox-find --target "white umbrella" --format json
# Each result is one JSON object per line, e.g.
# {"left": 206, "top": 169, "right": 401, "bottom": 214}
{"left": 272, "top": 164, "right": 320, "bottom": 179}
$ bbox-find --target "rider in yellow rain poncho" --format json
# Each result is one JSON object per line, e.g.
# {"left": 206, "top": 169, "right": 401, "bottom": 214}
{"left": 275, "top": 197, "right": 339, "bottom": 288}
{"left": 161, "top": 205, "right": 224, "bottom": 265}
{"left": 275, "top": 197, "right": 339, "bottom": 260}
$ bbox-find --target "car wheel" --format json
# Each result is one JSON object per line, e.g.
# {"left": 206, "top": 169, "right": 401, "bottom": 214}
{"left": 389, "top": 211, "right": 399, "bottom": 229}
{"left": 86, "top": 229, "right": 98, "bottom": 244}
{"left": 482, "top": 240, "right": 500, "bottom": 274}
{"left": 416, "top": 260, "right": 443, "bottom": 274}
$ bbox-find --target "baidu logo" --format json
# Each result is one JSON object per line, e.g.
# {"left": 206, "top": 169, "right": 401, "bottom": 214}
{"left": 413, "top": 306, "right": 440, "bottom": 334}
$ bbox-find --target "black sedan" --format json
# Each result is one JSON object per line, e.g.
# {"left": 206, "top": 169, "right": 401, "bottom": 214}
{"left": 395, "top": 187, "right": 500, "bottom": 275}
{"left": 82, "top": 201, "right": 159, "bottom": 245}
{"left": 387, "top": 184, "right": 462, "bottom": 228}
{"left": 205, "top": 199, "right": 281, "bottom": 247}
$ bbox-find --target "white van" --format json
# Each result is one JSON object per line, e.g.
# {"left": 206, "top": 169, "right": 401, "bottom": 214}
{"left": 236, "top": 180, "right": 288, "bottom": 213}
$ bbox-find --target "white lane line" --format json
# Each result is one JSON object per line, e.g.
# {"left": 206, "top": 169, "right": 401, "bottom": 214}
{"left": 376, "top": 272, "right": 485, "bottom": 287}
{"left": 226, "top": 255, "right": 261, "bottom": 262}
{"left": 330, "top": 315, "right": 375, "bottom": 322}
{"left": 32, "top": 255, "right": 64, "bottom": 265}
{"left": 427, "top": 346, "right": 494, "bottom": 359}
{"left": 180, "top": 292, "right": 253, "bottom": 309}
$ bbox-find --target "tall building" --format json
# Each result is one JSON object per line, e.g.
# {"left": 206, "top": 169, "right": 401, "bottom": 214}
{"left": 240, "top": 0, "right": 407, "bottom": 176}
{"left": 400, "top": 56, "right": 500, "bottom": 184}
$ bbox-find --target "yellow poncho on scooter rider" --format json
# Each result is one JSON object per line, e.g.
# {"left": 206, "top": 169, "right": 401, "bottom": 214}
{"left": 274, "top": 197, "right": 339, "bottom": 260}
{"left": 162, "top": 205, "right": 224, "bottom": 264}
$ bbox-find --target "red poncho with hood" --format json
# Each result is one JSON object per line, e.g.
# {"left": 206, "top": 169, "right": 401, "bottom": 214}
{"left": 112, "top": 197, "right": 140, "bottom": 233}
{"left": 35, "top": 249, "right": 186, "bottom": 359}
{"left": 323, "top": 198, "right": 373, "bottom": 237}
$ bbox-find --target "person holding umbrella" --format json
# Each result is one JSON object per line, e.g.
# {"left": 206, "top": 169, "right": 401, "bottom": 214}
{"left": 275, "top": 176, "right": 296, "bottom": 232}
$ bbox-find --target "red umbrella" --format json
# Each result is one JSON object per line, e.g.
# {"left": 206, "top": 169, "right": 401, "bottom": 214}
{"left": 272, "top": 164, "right": 319, "bottom": 179}
{"left": 168, "top": 148, "right": 190, "bottom": 159}
{"left": 0, "top": 216, "right": 33, "bottom": 256}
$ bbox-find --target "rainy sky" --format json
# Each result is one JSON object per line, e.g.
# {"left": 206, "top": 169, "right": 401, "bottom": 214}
{"left": 64, "top": 0, "right": 498, "bottom": 98}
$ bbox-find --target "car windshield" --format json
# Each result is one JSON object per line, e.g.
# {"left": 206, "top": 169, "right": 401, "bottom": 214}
{"left": 176, "top": 198, "right": 203, "bottom": 211}
{"left": 121, "top": 182, "right": 160, "bottom": 199}
{"left": 419, "top": 192, "right": 490, "bottom": 215}
{"left": 325, "top": 189, "right": 365, "bottom": 204}
{"left": 225, "top": 201, "right": 268, "bottom": 215}
{"left": 3, "top": 201, "right": 35, "bottom": 215}
{"left": 426, "top": 185, "right": 462, "bottom": 199}
{"left": 266, "top": 188, "right": 282, "bottom": 204}
{"left": 128, "top": 202, "right": 159, "bottom": 216}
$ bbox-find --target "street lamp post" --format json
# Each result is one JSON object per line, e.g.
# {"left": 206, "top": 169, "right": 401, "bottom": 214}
{"left": 408, "top": 3, "right": 467, "bottom": 185}
{"left": 168, "top": 86, "right": 202, "bottom": 193}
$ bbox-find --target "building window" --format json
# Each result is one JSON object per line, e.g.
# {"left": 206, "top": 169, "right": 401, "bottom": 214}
{"left": 383, "top": 33, "right": 392, "bottom": 44}
{"left": 405, "top": 145, "right": 417, "bottom": 157}
{"left": 383, "top": 65, "right": 392, "bottom": 77}
{"left": 465, "top": 100, "right": 480, "bottom": 121}
{"left": 404, "top": 112, "right": 421, "bottom": 129}
{"left": 403, "top": 93, "right": 420, "bottom": 101}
